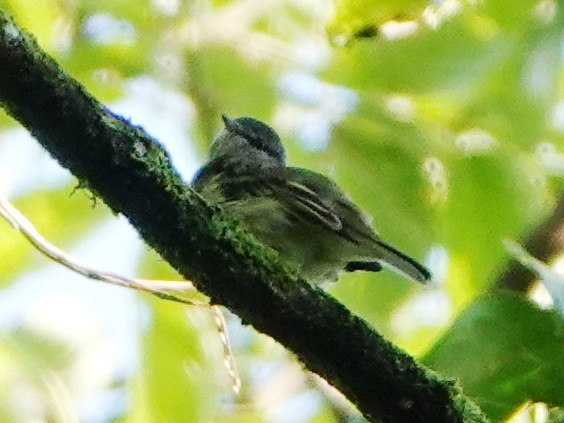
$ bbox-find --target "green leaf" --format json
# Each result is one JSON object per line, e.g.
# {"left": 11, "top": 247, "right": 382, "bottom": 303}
{"left": 423, "top": 291, "right": 564, "bottom": 421}
{"left": 548, "top": 406, "right": 564, "bottom": 423}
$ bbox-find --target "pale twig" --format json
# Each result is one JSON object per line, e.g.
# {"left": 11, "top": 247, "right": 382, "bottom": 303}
{"left": 211, "top": 305, "right": 241, "bottom": 394}
{"left": 0, "top": 193, "right": 200, "bottom": 305}
{"left": 0, "top": 192, "right": 241, "bottom": 393}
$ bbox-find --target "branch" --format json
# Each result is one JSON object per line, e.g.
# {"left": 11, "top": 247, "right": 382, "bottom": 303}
{"left": 496, "top": 193, "right": 564, "bottom": 292}
{"left": 0, "top": 11, "right": 487, "bottom": 423}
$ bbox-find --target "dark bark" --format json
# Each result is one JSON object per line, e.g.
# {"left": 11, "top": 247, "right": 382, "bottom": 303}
{"left": 496, "top": 194, "right": 564, "bottom": 292}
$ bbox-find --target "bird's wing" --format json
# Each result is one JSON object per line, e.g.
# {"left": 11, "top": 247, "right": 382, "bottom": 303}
{"left": 283, "top": 179, "right": 343, "bottom": 231}
{"left": 196, "top": 166, "right": 343, "bottom": 233}
{"left": 285, "top": 167, "right": 378, "bottom": 244}
{"left": 286, "top": 169, "right": 432, "bottom": 283}
{"left": 194, "top": 164, "right": 376, "bottom": 244}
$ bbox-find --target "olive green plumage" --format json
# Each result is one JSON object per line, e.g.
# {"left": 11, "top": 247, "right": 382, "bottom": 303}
{"left": 192, "top": 115, "right": 431, "bottom": 284}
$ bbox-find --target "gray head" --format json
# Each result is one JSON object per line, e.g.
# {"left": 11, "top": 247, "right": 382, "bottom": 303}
{"left": 209, "top": 115, "right": 286, "bottom": 166}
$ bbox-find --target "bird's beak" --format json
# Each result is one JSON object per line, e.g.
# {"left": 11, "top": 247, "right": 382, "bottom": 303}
{"left": 221, "top": 114, "right": 236, "bottom": 132}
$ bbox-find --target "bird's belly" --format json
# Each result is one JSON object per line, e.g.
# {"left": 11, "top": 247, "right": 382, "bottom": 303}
{"left": 223, "top": 199, "right": 350, "bottom": 282}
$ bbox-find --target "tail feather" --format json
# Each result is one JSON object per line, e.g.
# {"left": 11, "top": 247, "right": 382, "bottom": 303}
{"left": 370, "top": 241, "right": 432, "bottom": 284}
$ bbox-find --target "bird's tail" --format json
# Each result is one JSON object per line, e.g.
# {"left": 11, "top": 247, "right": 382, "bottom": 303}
{"left": 370, "top": 240, "right": 432, "bottom": 284}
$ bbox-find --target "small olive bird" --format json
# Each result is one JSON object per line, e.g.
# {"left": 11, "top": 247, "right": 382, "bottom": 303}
{"left": 192, "top": 115, "right": 431, "bottom": 284}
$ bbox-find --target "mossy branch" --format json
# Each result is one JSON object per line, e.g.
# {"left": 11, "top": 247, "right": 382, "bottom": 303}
{"left": 0, "top": 11, "right": 488, "bottom": 423}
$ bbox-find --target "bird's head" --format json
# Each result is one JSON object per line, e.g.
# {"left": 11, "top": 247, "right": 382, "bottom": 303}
{"left": 208, "top": 115, "right": 286, "bottom": 167}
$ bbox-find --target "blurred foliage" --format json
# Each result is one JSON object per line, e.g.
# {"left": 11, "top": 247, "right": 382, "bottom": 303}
{"left": 327, "top": 0, "right": 427, "bottom": 41}
{"left": 424, "top": 291, "right": 564, "bottom": 421}
{"left": 126, "top": 249, "right": 224, "bottom": 422}
{"left": 0, "top": 0, "right": 563, "bottom": 422}
{"left": 0, "top": 187, "right": 108, "bottom": 286}
{"left": 125, "top": 299, "right": 220, "bottom": 423}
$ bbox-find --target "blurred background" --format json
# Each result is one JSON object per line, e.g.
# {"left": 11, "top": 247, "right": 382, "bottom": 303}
{"left": 0, "top": 0, "right": 562, "bottom": 422}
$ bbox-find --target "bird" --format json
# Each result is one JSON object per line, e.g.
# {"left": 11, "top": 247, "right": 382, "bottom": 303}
{"left": 192, "top": 115, "right": 432, "bottom": 284}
